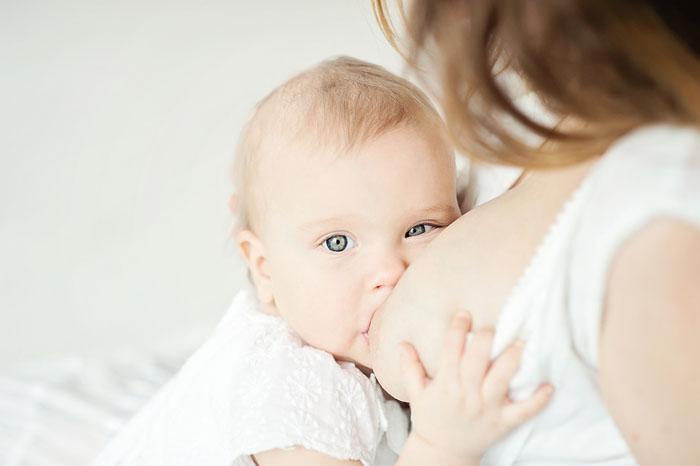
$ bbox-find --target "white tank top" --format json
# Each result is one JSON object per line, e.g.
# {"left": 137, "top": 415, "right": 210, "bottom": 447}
{"left": 482, "top": 124, "right": 700, "bottom": 466}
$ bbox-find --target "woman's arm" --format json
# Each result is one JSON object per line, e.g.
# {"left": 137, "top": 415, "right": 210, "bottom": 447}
{"left": 252, "top": 438, "right": 474, "bottom": 466}
{"left": 599, "top": 218, "right": 700, "bottom": 465}
{"left": 252, "top": 436, "right": 474, "bottom": 466}
{"left": 253, "top": 448, "right": 361, "bottom": 466}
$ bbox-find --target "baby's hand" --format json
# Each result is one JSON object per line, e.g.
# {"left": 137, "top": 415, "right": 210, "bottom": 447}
{"left": 399, "top": 312, "right": 553, "bottom": 464}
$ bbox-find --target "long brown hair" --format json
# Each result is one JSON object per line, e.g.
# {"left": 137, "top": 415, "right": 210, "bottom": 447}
{"left": 373, "top": 0, "right": 700, "bottom": 167}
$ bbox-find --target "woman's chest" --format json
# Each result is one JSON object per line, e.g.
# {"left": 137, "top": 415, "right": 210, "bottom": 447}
{"left": 433, "top": 202, "right": 562, "bottom": 328}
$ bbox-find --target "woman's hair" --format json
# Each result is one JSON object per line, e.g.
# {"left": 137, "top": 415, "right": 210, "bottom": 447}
{"left": 373, "top": 0, "right": 700, "bottom": 167}
{"left": 232, "top": 56, "right": 449, "bottom": 232}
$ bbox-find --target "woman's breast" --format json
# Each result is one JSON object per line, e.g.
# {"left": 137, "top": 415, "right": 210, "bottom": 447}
{"left": 369, "top": 163, "right": 594, "bottom": 401}
{"left": 368, "top": 201, "right": 538, "bottom": 401}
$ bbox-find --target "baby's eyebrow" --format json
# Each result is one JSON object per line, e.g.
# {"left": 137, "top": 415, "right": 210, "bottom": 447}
{"left": 300, "top": 206, "right": 457, "bottom": 231}
{"left": 300, "top": 215, "right": 355, "bottom": 231}
{"left": 409, "top": 204, "right": 459, "bottom": 218}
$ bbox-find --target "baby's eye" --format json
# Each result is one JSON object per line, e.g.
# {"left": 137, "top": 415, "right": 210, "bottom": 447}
{"left": 323, "top": 234, "right": 356, "bottom": 253}
{"left": 405, "top": 223, "right": 437, "bottom": 238}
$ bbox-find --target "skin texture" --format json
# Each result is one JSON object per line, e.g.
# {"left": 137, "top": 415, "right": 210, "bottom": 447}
{"left": 600, "top": 218, "right": 700, "bottom": 465}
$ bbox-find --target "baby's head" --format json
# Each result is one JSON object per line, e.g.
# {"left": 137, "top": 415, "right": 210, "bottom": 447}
{"left": 232, "top": 56, "right": 460, "bottom": 370}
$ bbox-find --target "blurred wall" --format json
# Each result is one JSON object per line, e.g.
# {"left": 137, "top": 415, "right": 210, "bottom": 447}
{"left": 0, "top": 0, "right": 403, "bottom": 367}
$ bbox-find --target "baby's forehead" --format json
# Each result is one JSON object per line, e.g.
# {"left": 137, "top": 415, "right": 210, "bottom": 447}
{"left": 256, "top": 123, "right": 453, "bottom": 178}
{"left": 254, "top": 126, "right": 458, "bottom": 216}
{"left": 234, "top": 57, "right": 456, "bottom": 232}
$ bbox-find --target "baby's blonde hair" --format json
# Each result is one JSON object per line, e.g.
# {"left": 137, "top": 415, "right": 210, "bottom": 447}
{"left": 232, "top": 56, "right": 449, "bottom": 232}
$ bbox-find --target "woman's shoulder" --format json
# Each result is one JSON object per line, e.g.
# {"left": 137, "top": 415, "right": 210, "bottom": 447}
{"left": 575, "top": 125, "right": 700, "bottom": 465}
{"left": 573, "top": 123, "right": 700, "bottom": 253}
{"left": 591, "top": 124, "right": 700, "bottom": 193}
{"left": 567, "top": 124, "right": 700, "bottom": 367}
{"left": 613, "top": 123, "right": 700, "bottom": 152}
{"left": 578, "top": 123, "right": 700, "bottom": 229}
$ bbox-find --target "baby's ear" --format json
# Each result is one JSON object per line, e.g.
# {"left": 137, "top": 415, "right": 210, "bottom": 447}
{"left": 237, "top": 229, "right": 275, "bottom": 309}
{"left": 227, "top": 194, "right": 238, "bottom": 215}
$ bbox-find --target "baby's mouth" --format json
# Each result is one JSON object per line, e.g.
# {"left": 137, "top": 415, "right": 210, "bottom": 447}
{"left": 365, "top": 306, "right": 384, "bottom": 348}
{"left": 361, "top": 309, "right": 379, "bottom": 346}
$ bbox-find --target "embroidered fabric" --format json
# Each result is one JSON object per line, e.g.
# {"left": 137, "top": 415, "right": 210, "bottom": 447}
{"left": 91, "top": 290, "right": 408, "bottom": 466}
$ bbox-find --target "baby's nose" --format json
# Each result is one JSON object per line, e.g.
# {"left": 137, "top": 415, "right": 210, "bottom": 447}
{"left": 367, "top": 253, "right": 407, "bottom": 291}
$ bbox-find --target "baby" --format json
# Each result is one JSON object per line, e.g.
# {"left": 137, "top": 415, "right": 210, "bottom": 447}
{"left": 92, "top": 57, "right": 551, "bottom": 466}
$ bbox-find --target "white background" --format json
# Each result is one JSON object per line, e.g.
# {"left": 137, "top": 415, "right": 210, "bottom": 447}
{"left": 0, "top": 0, "right": 402, "bottom": 367}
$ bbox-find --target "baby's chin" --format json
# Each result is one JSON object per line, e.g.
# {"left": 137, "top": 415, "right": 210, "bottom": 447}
{"left": 368, "top": 307, "right": 409, "bottom": 402}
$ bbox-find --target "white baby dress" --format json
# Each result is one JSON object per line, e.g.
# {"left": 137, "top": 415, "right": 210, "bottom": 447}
{"left": 91, "top": 290, "right": 409, "bottom": 466}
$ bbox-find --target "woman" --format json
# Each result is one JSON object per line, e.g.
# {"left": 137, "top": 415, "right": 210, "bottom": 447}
{"left": 368, "top": 1, "right": 700, "bottom": 465}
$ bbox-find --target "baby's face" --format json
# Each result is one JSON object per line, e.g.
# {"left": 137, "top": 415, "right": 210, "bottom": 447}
{"left": 253, "top": 125, "right": 460, "bottom": 370}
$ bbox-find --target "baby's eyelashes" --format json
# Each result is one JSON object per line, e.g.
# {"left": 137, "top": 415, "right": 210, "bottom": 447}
{"left": 316, "top": 221, "right": 446, "bottom": 255}
{"left": 322, "top": 234, "right": 356, "bottom": 253}
{"left": 404, "top": 223, "right": 440, "bottom": 238}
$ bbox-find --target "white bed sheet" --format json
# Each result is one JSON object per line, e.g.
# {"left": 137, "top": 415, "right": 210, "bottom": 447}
{"left": 0, "top": 351, "right": 188, "bottom": 466}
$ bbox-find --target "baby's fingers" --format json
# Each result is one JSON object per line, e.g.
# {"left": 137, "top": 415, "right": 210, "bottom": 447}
{"left": 437, "top": 312, "right": 472, "bottom": 380}
{"left": 482, "top": 340, "right": 524, "bottom": 406}
{"left": 460, "top": 328, "right": 495, "bottom": 390}
{"left": 501, "top": 383, "right": 554, "bottom": 428}
{"left": 399, "top": 342, "right": 428, "bottom": 402}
